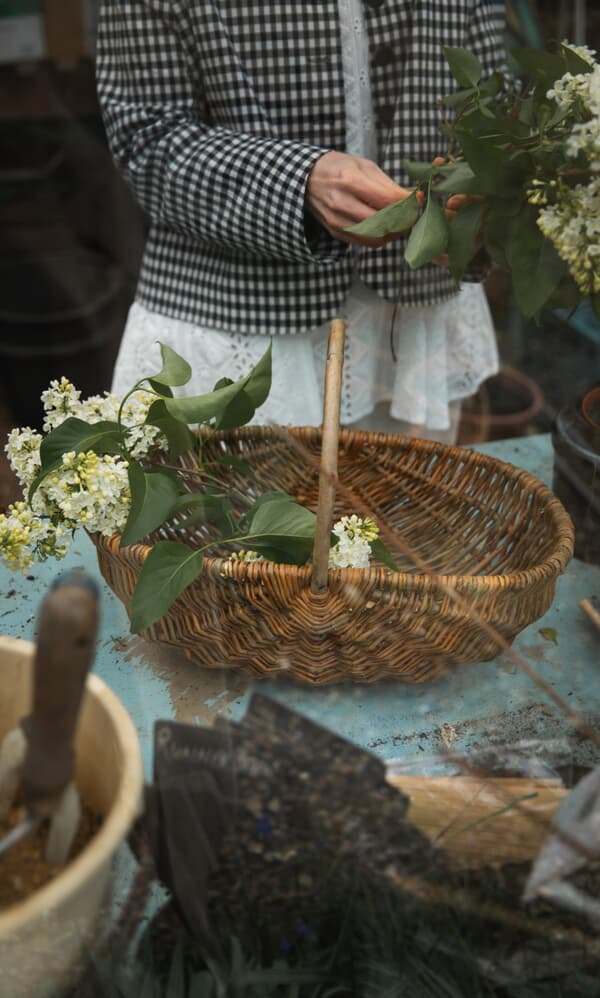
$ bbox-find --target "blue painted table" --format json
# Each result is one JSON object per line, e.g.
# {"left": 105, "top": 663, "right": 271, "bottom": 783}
{"left": 1, "top": 434, "right": 599, "bottom": 778}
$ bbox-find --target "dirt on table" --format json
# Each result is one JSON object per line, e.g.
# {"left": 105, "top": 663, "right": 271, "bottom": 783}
{"left": 0, "top": 796, "right": 101, "bottom": 910}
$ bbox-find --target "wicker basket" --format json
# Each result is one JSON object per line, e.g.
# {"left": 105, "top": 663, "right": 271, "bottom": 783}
{"left": 93, "top": 322, "right": 574, "bottom": 685}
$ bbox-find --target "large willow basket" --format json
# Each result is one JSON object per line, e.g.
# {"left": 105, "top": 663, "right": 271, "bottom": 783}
{"left": 93, "top": 323, "right": 573, "bottom": 685}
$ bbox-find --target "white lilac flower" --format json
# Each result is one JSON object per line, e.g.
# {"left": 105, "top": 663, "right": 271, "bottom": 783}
{"left": 118, "top": 391, "right": 167, "bottom": 459}
{"left": 546, "top": 45, "right": 596, "bottom": 108}
{"left": 545, "top": 61, "right": 600, "bottom": 168}
{"left": 42, "top": 377, "right": 166, "bottom": 460}
{"left": 566, "top": 117, "right": 600, "bottom": 168}
{"left": 5, "top": 427, "right": 43, "bottom": 489}
{"left": 588, "top": 65, "right": 600, "bottom": 116}
{"left": 76, "top": 388, "right": 162, "bottom": 456}
{"left": 41, "top": 450, "right": 132, "bottom": 537}
{"left": 547, "top": 70, "right": 593, "bottom": 109}
{"left": 562, "top": 42, "right": 597, "bottom": 67}
{"left": 328, "top": 515, "right": 379, "bottom": 570}
{"left": 0, "top": 502, "right": 69, "bottom": 573}
{"left": 537, "top": 176, "right": 600, "bottom": 295}
{"left": 41, "top": 377, "right": 82, "bottom": 431}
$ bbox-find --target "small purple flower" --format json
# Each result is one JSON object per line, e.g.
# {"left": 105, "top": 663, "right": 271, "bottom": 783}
{"left": 255, "top": 810, "right": 272, "bottom": 842}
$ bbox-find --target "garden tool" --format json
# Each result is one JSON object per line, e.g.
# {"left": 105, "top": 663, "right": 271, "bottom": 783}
{"left": 0, "top": 572, "right": 99, "bottom": 865}
{"left": 580, "top": 596, "right": 600, "bottom": 636}
{"left": 523, "top": 763, "right": 600, "bottom": 924}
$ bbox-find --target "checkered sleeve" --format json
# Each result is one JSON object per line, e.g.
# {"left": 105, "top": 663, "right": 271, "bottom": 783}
{"left": 96, "top": 0, "right": 339, "bottom": 264}
{"left": 465, "top": 1, "right": 507, "bottom": 80}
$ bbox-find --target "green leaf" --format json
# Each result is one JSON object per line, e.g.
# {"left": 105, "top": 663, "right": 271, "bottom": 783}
{"left": 147, "top": 342, "right": 192, "bottom": 389}
{"left": 171, "top": 492, "right": 233, "bottom": 532}
{"left": 236, "top": 491, "right": 292, "bottom": 531}
{"left": 243, "top": 343, "right": 272, "bottom": 409}
{"left": 145, "top": 400, "right": 196, "bottom": 459}
{"left": 508, "top": 209, "right": 568, "bottom": 318}
{"left": 446, "top": 200, "right": 485, "bottom": 282}
{"left": 404, "top": 194, "right": 449, "bottom": 269}
{"left": 30, "top": 417, "right": 124, "bottom": 500}
{"left": 149, "top": 381, "right": 174, "bottom": 398}
{"left": 539, "top": 627, "right": 558, "bottom": 646}
{"left": 479, "top": 70, "right": 505, "bottom": 99}
{"left": 517, "top": 94, "right": 535, "bottom": 126}
{"left": 441, "top": 87, "right": 476, "bottom": 109}
{"left": 546, "top": 102, "right": 570, "bottom": 130}
{"left": 455, "top": 134, "right": 515, "bottom": 195}
{"left": 432, "top": 161, "right": 480, "bottom": 195}
{"left": 405, "top": 159, "right": 480, "bottom": 195}
{"left": 370, "top": 539, "right": 399, "bottom": 571}
{"left": 215, "top": 388, "right": 257, "bottom": 431}
{"left": 130, "top": 541, "right": 204, "bottom": 633}
{"left": 39, "top": 417, "right": 123, "bottom": 471}
{"left": 120, "top": 464, "right": 181, "bottom": 547}
{"left": 164, "top": 346, "right": 271, "bottom": 428}
{"left": 213, "top": 377, "right": 234, "bottom": 392}
{"left": 511, "top": 47, "right": 566, "bottom": 94}
{"left": 244, "top": 497, "right": 317, "bottom": 565}
{"left": 483, "top": 203, "right": 521, "bottom": 270}
{"left": 165, "top": 381, "right": 240, "bottom": 425}
{"left": 443, "top": 46, "right": 482, "bottom": 88}
{"left": 345, "top": 190, "right": 420, "bottom": 239}
{"left": 545, "top": 274, "right": 581, "bottom": 311}
{"left": 404, "top": 160, "right": 438, "bottom": 182}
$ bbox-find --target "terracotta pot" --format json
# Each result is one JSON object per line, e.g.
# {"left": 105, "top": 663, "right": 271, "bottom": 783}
{"left": 552, "top": 385, "right": 600, "bottom": 565}
{"left": 457, "top": 367, "right": 545, "bottom": 444}
{"left": 0, "top": 635, "right": 143, "bottom": 998}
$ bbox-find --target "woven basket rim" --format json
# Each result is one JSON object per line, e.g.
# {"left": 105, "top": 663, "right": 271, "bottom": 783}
{"left": 92, "top": 426, "right": 574, "bottom": 593}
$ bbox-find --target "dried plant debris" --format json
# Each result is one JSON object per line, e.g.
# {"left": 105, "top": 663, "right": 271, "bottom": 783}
{"left": 73, "top": 698, "right": 600, "bottom": 997}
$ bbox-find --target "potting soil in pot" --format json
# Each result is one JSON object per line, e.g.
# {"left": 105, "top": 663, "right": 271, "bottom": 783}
{"left": 0, "top": 797, "right": 101, "bottom": 910}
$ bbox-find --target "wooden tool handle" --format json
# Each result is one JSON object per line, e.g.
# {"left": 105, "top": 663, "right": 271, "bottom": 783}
{"left": 580, "top": 597, "right": 600, "bottom": 635}
{"left": 21, "top": 573, "right": 99, "bottom": 816}
{"left": 311, "top": 319, "right": 346, "bottom": 594}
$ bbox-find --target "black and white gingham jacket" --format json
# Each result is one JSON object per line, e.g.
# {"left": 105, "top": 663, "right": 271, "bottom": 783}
{"left": 96, "top": 1, "right": 505, "bottom": 334}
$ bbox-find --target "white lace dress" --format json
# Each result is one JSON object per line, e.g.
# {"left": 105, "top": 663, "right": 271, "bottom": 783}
{"left": 111, "top": 0, "right": 498, "bottom": 436}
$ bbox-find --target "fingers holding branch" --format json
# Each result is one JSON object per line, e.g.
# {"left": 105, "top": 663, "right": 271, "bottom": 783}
{"left": 306, "top": 151, "right": 422, "bottom": 247}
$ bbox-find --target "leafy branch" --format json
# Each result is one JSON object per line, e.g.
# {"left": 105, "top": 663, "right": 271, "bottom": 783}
{"left": 20, "top": 341, "right": 398, "bottom": 633}
{"left": 345, "top": 41, "right": 600, "bottom": 320}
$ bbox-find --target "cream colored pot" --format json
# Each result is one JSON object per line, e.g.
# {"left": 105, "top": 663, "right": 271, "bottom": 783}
{"left": 0, "top": 635, "right": 143, "bottom": 998}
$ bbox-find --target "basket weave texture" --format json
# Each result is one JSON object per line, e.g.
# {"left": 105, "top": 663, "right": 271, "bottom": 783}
{"left": 92, "top": 425, "right": 574, "bottom": 685}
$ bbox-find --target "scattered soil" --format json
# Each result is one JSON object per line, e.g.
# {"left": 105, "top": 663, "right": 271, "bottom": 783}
{"left": 0, "top": 796, "right": 101, "bottom": 910}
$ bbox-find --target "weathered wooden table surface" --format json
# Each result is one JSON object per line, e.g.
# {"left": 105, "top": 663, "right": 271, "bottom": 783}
{"left": 1, "top": 433, "right": 599, "bottom": 777}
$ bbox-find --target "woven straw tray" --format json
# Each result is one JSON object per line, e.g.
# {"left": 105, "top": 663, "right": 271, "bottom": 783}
{"left": 92, "top": 322, "right": 574, "bottom": 685}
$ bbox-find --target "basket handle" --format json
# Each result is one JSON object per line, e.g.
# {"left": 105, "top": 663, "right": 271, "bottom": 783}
{"left": 311, "top": 318, "right": 346, "bottom": 594}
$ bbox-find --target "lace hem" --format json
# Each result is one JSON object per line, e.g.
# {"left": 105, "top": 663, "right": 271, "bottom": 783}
{"left": 111, "top": 280, "right": 498, "bottom": 432}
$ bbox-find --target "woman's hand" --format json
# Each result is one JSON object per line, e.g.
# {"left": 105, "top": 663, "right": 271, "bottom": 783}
{"left": 306, "top": 151, "right": 420, "bottom": 247}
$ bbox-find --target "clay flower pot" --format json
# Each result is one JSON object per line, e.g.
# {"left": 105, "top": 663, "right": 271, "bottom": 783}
{"left": 457, "top": 367, "right": 544, "bottom": 445}
{"left": 552, "top": 385, "right": 600, "bottom": 565}
{"left": 0, "top": 635, "right": 143, "bottom": 998}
